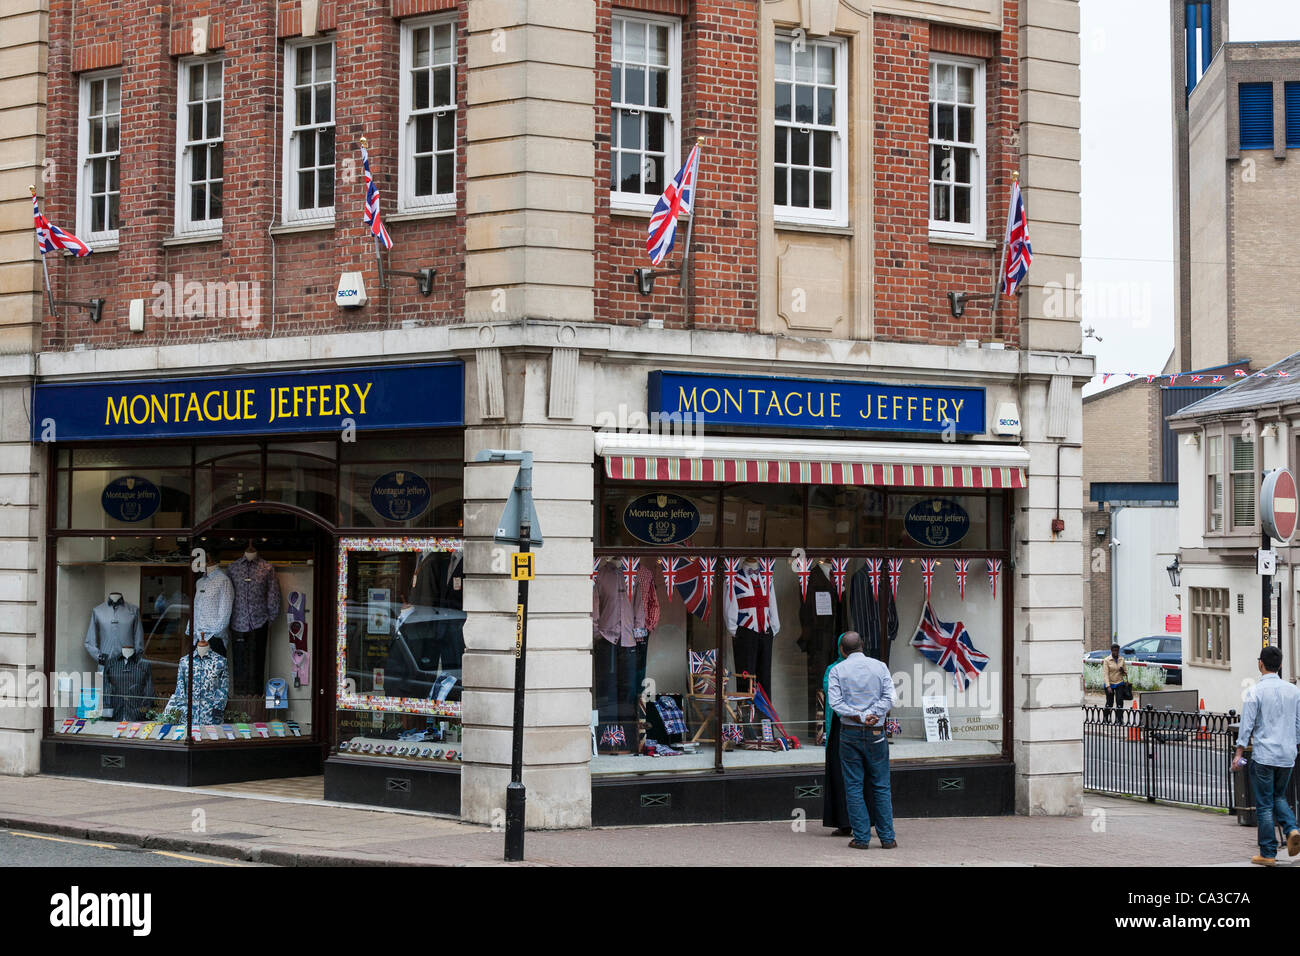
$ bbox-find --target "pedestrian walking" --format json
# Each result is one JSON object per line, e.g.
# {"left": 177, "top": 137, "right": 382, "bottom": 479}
{"left": 826, "top": 631, "right": 897, "bottom": 849}
{"left": 1232, "top": 645, "right": 1300, "bottom": 866}
{"left": 1101, "top": 643, "right": 1127, "bottom": 723}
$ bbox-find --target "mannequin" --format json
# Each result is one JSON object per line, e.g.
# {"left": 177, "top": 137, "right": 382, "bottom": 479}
{"left": 227, "top": 540, "right": 281, "bottom": 699}
{"left": 847, "top": 560, "right": 898, "bottom": 662}
{"left": 724, "top": 558, "right": 780, "bottom": 698}
{"left": 591, "top": 557, "right": 640, "bottom": 751}
{"left": 193, "top": 550, "right": 234, "bottom": 657}
{"left": 799, "top": 559, "right": 846, "bottom": 726}
{"left": 85, "top": 591, "right": 144, "bottom": 666}
{"left": 104, "top": 644, "right": 154, "bottom": 721}
{"left": 163, "top": 639, "right": 230, "bottom": 727}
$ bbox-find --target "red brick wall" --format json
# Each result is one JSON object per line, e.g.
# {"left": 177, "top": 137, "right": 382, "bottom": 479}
{"left": 872, "top": 4, "right": 1020, "bottom": 347}
{"left": 42, "top": 0, "right": 465, "bottom": 351}
{"left": 593, "top": 0, "right": 759, "bottom": 331}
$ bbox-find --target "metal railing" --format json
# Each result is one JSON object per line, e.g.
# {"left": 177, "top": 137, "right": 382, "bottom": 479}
{"left": 1083, "top": 704, "right": 1238, "bottom": 810}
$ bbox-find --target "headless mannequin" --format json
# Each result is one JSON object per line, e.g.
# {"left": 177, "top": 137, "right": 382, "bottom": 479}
{"left": 592, "top": 556, "right": 638, "bottom": 751}
{"left": 228, "top": 540, "right": 280, "bottom": 700}
{"left": 726, "top": 557, "right": 778, "bottom": 698}
{"left": 104, "top": 642, "right": 153, "bottom": 721}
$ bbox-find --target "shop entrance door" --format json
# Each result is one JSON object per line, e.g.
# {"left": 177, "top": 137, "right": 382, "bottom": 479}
{"left": 193, "top": 508, "right": 334, "bottom": 766}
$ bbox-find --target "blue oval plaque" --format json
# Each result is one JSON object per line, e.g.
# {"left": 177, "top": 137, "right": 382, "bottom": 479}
{"left": 101, "top": 476, "right": 161, "bottom": 523}
{"left": 370, "top": 470, "right": 431, "bottom": 521}
{"left": 903, "top": 498, "right": 970, "bottom": 548}
{"left": 623, "top": 492, "right": 701, "bottom": 545}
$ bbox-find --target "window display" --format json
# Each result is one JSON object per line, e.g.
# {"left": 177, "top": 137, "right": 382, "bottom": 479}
{"left": 592, "top": 481, "right": 1008, "bottom": 773}
{"left": 335, "top": 537, "right": 465, "bottom": 763}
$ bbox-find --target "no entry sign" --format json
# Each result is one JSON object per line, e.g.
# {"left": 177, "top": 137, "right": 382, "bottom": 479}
{"left": 1261, "top": 468, "right": 1298, "bottom": 543}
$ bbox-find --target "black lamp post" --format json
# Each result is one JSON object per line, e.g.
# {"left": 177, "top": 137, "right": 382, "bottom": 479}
{"left": 1166, "top": 555, "right": 1181, "bottom": 588}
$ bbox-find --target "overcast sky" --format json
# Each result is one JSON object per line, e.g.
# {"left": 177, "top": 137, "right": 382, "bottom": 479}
{"left": 1078, "top": 0, "right": 1300, "bottom": 395}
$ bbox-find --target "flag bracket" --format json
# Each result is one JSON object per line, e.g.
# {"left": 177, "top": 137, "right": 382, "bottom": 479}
{"left": 52, "top": 297, "right": 106, "bottom": 323}
{"left": 946, "top": 290, "right": 1001, "bottom": 320}
{"left": 379, "top": 265, "right": 435, "bottom": 296}
{"left": 632, "top": 266, "right": 681, "bottom": 297}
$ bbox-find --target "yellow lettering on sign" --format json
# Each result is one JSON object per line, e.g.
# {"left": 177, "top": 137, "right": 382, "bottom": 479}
{"left": 700, "top": 388, "right": 721, "bottom": 414}
{"left": 766, "top": 392, "right": 783, "bottom": 416}
{"left": 354, "top": 381, "right": 372, "bottom": 415}
{"left": 678, "top": 386, "right": 697, "bottom": 412}
{"left": 783, "top": 391, "right": 803, "bottom": 417}
{"left": 923, "top": 397, "right": 933, "bottom": 422}
{"left": 106, "top": 396, "right": 128, "bottom": 425}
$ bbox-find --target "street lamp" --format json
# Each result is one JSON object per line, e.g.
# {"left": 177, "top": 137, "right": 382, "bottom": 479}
{"left": 1166, "top": 555, "right": 1181, "bottom": 588}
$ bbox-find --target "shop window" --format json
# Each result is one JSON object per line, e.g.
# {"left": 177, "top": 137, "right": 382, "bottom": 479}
{"left": 1190, "top": 586, "right": 1230, "bottom": 666}
{"left": 598, "top": 484, "right": 717, "bottom": 549}
{"left": 266, "top": 444, "right": 337, "bottom": 519}
{"left": 336, "top": 538, "right": 465, "bottom": 763}
{"left": 590, "top": 480, "right": 1008, "bottom": 777}
{"left": 57, "top": 446, "right": 192, "bottom": 531}
{"left": 400, "top": 16, "right": 457, "bottom": 212}
{"left": 929, "top": 55, "right": 985, "bottom": 240}
{"left": 195, "top": 446, "right": 262, "bottom": 522}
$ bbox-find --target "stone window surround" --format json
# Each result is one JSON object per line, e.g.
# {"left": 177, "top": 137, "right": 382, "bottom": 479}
{"left": 1201, "top": 420, "right": 1261, "bottom": 539}
{"left": 1188, "top": 585, "right": 1231, "bottom": 668}
{"left": 772, "top": 29, "right": 848, "bottom": 228}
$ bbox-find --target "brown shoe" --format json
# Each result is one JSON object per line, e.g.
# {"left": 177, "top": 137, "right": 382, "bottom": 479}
{"left": 847, "top": 839, "right": 870, "bottom": 850}
{"left": 880, "top": 839, "right": 898, "bottom": 849}
{"left": 1288, "top": 830, "right": 1300, "bottom": 857}
{"left": 1251, "top": 854, "right": 1277, "bottom": 867}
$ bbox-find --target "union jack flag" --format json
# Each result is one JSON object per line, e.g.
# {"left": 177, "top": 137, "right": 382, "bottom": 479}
{"left": 620, "top": 557, "right": 640, "bottom": 598}
{"left": 1102, "top": 373, "right": 1113, "bottom": 384}
{"left": 792, "top": 554, "right": 812, "bottom": 600}
{"left": 647, "top": 142, "right": 700, "bottom": 266}
{"left": 722, "top": 557, "right": 742, "bottom": 594}
{"left": 1234, "top": 369, "right": 1247, "bottom": 377}
{"left": 674, "top": 557, "right": 713, "bottom": 621}
{"left": 599, "top": 724, "right": 627, "bottom": 747}
{"left": 1281, "top": 371, "right": 1292, "bottom": 378}
{"left": 1168, "top": 374, "right": 1180, "bottom": 385}
{"left": 658, "top": 556, "right": 685, "bottom": 596}
{"left": 1190, "top": 375, "right": 1203, "bottom": 382}
{"left": 830, "top": 557, "right": 850, "bottom": 598}
{"left": 1145, "top": 374, "right": 1157, "bottom": 384}
{"left": 722, "top": 723, "right": 744, "bottom": 743}
{"left": 920, "top": 558, "right": 938, "bottom": 599}
{"left": 865, "top": 557, "right": 883, "bottom": 598}
{"left": 887, "top": 558, "right": 903, "bottom": 599}
{"left": 953, "top": 558, "right": 969, "bottom": 600}
{"left": 732, "top": 565, "right": 772, "bottom": 633}
{"left": 591, "top": 559, "right": 601, "bottom": 583}
{"left": 1212, "top": 375, "right": 1224, "bottom": 384}
{"left": 911, "top": 601, "right": 990, "bottom": 691}
{"left": 361, "top": 145, "right": 394, "bottom": 251}
{"left": 757, "top": 557, "right": 776, "bottom": 593}
{"left": 1000, "top": 178, "right": 1033, "bottom": 296}
{"left": 987, "top": 558, "right": 1002, "bottom": 598}
{"left": 33, "top": 195, "right": 91, "bottom": 257}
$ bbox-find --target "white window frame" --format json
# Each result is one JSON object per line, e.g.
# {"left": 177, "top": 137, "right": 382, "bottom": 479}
{"left": 398, "top": 16, "right": 458, "bottom": 214}
{"left": 174, "top": 56, "right": 224, "bottom": 237}
{"left": 928, "top": 54, "right": 986, "bottom": 241}
{"left": 282, "top": 39, "right": 336, "bottom": 225}
{"left": 77, "top": 69, "right": 122, "bottom": 244}
{"left": 609, "top": 12, "right": 682, "bottom": 213}
{"left": 773, "top": 31, "right": 848, "bottom": 227}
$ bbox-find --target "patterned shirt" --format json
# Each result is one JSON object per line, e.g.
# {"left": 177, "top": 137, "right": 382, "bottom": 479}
{"left": 228, "top": 556, "right": 282, "bottom": 632}
{"left": 724, "top": 566, "right": 781, "bottom": 636}
{"left": 164, "top": 651, "right": 230, "bottom": 727}
{"left": 103, "top": 653, "right": 154, "bottom": 721}
{"left": 193, "top": 567, "right": 234, "bottom": 640}
{"left": 592, "top": 561, "right": 635, "bottom": 647}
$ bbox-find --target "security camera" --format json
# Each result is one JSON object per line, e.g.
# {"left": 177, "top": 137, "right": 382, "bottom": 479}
{"left": 1109, "top": 538, "right": 1121, "bottom": 548}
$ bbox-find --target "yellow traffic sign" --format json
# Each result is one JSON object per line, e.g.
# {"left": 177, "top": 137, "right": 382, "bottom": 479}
{"left": 515, "top": 603, "right": 524, "bottom": 658}
{"left": 511, "top": 553, "right": 535, "bottom": 581}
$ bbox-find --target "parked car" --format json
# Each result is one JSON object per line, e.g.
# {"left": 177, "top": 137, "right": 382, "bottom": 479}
{"left": 1085, "top": 635, "right": 1181, "bottom": 684}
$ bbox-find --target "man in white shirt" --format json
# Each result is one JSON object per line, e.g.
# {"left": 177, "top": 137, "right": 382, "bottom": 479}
{"left": 827, "top": 631, "right": 898, "bottom": 849}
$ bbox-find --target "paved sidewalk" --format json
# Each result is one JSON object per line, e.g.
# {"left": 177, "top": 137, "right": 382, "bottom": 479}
{"left": 0, "top": 774, "right": 1284, "bottom": 866}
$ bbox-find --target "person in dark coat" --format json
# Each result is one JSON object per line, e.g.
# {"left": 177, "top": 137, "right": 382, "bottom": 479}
{"left": 821, "top": 633, "right": 854, "bottom": 835}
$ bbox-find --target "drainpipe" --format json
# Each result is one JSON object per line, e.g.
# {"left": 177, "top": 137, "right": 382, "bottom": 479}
{"left": 1109, "top": 505, "right": 1123, "bottom": 644}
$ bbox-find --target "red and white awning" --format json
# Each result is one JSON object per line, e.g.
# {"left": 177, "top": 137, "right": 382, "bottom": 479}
{"left": 595, "top": 434, "right": 1028, "bottom": 490}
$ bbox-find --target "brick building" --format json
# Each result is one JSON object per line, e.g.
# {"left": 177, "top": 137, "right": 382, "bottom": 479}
{"left": 1, "top": 0, "right": 1087, "bottom": 826}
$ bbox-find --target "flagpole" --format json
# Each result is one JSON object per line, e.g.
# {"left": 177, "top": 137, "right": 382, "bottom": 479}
{"left": 360, "top": 137, "right": 386, "bottom": 288}
{"left": 990, "top": 171, "right": 1017, "bottom": 338}
{"left": 30, "top": 186, "right": 57, "bottom": 316}
{"left": 678, "top": 138, "right": 704, "bottom": 298}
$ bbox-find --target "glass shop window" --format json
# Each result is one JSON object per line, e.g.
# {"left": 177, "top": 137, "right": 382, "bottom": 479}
{"left": 195, "top": 446, "right": 263, "bottom": 522}
{"left": 57, "top": 446, "right": 191, "bottom": 531}
{"left": 335, "top": 538, "right": 465, "bottom": 764}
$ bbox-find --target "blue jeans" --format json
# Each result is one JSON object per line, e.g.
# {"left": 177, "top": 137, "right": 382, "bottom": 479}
{"left": 1250, "top": 760, "right": 1298, "bottom": 858}
{"left": 838, "top": 724, "right": 895, "bottom": 844}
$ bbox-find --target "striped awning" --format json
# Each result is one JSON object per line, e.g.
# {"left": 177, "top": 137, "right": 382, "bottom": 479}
{"left": 595, "top": 434, "right": 1028, "bottom": 490}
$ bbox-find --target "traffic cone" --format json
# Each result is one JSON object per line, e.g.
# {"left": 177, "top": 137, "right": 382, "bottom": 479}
{"left": 1127, "top": 699, "right": 1140, "bottom": 742}
{"left": 1196, "top": 698, "right": 1211, "bottom": 741}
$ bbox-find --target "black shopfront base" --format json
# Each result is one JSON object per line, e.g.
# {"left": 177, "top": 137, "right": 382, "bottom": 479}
{"left": 41, "top": 737, "right": 322, "bottom": 787}
{"left": 592, "top": 759, "right": 1015, "bottom": 826}
{"left": 323, "top": 756, "right": 460, "bottom": 815}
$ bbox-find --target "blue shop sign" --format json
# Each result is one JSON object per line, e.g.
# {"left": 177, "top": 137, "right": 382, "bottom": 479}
{"left": 649, "top": 371, "right": 985, "bottom": 435}
{"left": 31, "top": 362, "right": 464, "bottom": 442}
{"left": 370, "top": 470, "right": 432, "bottom": 521}
{"left": 623, "top": 492, "right": 701, "bottom": 545}
{"left": 102, "top": 476, "right": 161, "bottom": 522}
{"left": 903, "top": 498, "right": 971, "bottom": 548}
